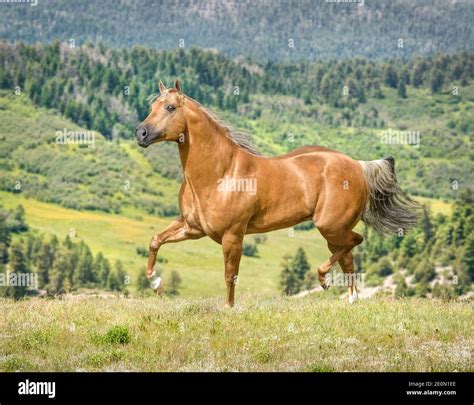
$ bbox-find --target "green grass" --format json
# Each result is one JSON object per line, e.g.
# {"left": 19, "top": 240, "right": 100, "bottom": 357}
{"left": 417, "top": 196, "right": 453, "bottom": 216}
{"left": 0, "top": 294, "right": 471, "bottom": 371}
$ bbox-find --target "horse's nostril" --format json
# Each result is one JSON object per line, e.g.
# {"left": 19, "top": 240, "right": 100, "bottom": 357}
{"left": 136, "top": 126, "right": 148, "bottom": 139}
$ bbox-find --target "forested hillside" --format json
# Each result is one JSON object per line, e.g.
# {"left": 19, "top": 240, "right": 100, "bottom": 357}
{"left": 0, "top": 91, "right": 179, "bottom": 215}
{"left": 1, "top": 42, "right": 473, "bottom": 135}
{"left": 0, "top": 36, "right": 472, "bottom": 300}
{"left": 1, "top": 42, "right": 473, "bottom": 205}
{"left": 0, "top": 0, "right": 472, "bottom": 60}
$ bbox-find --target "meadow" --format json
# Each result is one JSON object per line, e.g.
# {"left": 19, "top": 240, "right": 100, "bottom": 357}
{"left": 0, "top": 294, "right": 471, "bottom": 372}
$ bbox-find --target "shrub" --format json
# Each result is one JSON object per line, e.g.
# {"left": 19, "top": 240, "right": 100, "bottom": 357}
{"left": 99, "top": 325, "right": 132, "bottom": 345}
{"left": 242, "top": 242, "right": 258, "bottom": 257}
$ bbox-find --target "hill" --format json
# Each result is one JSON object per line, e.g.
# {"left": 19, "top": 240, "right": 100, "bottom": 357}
{"left": 0, "top": 91, "right": 178, "bottom": 215}
{"left": 0, "top": 0, "right": 473, "bottom": 60}
{"left": 1, "top": 42, "right": 473, "bottom": 201}
{"left": 0, "top": 41, "right": 472, "bottom": 300}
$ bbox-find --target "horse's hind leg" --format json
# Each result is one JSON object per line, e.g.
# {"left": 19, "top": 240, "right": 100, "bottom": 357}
{"left": 317, "top": 242, "right": 344, "bottom": 289}
{"left": 317, "top": 230, "right": 363, "bottom": 296}
{"left": 338, "top": 251, "right": 359, "bottom": 303}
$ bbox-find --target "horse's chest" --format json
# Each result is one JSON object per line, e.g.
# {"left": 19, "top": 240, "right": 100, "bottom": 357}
{"left": 180, "top": 183, "right": 220, "bottom": 235}
{"left": 182, "top": 191, "right": 246, "bottom": 241}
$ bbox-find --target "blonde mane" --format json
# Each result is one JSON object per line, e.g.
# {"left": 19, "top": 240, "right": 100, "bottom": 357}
{"left": 184, "top": 95, "right": 261, "bottom": 156}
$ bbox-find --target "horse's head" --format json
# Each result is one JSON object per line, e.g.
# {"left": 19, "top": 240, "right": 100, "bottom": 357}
{"left": 136, "top": 79, "right": 186, "bottom": 148}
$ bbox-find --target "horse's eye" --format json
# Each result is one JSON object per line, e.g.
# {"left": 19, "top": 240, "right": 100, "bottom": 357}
{"left": 166, "top": 105, "right": 175, "bottom": 112}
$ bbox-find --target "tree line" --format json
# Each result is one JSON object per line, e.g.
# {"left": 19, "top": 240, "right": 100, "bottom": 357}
{"left": 1, "top": 41, "right": 472, "bottom": 139}
{"left": 0, "top": 204, "right": 128, "bottom": 299}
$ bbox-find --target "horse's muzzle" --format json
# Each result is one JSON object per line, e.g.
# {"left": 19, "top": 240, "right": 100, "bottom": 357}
{"left": 135, "top": 125, "right": 161, "bottom": 148}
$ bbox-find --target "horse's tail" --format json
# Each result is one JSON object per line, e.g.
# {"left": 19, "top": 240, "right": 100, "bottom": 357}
{"left": 359, "top": 156, "right": 421, "bottom": 234}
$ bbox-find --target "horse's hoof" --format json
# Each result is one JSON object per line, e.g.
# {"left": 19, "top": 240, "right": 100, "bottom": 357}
{"left": 319, "top": 276, "right": 331, "bottom": 290}
{"left": 152, "top": 282, "right": 164, "bottom": 295}
{"left": 348, "top": 290, "right": 358, "bottom": 304}
{"left": 224, "top": 303, "right": 234, "bottom": 309}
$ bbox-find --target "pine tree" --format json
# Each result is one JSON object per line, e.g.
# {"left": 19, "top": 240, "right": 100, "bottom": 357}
{"left": 400, "top": 232, "right": 418, "bottom": 258}
{"left": 280, "top": 254, "right": 301, "bottom": 295}
{"left": 107, "top": 270, "right": 120, "bottom": 291}
{"left": 136, "top": 271, "right": 150, "bottom": 293}
{"left": 420, "top": 207, "right": 434, "bottom": 245}
{"left": 304, "top": 270, "right": 317, "bottom": 290}
{"left": 47, "top": 248, "right": 70, "bottom": 294}
{"left": 36, "top": 241, "right": 55, "bottom": 289}
{"left": 461, "top": 234, "right": 474, "bottom": 281}
{"left": 397, "top": 79, "right": 407, "bottom": 98}
{"left": 94, "top": 253, "right": 111, "bottom": 288}
{"left": 384, "top": 65, "right": 398, "bottom": 88}
{"left": 429, "top": 69, "right": 444, "bottom": 93}
{"left": 319, "top": 73, "right": 332, "bottom": 99}
{"left": 0, "top": 214, "right": 11, "bottom": 265}
{"left": 291, "top": 247, "right": 310, "bottom": 281}
{"left": 114, "top": 260, "right": 127, "bottom": 291}
{"left": 5, "top": 205, "right": 28, "bottom": 233}
{"left": 412, "top": 61, "right": 426, "bottom": 87}
{"left": 74, "top": 242, "right": 95, "bottom": 287}
{"left": 5, "top": 241, "right": 30, "bottom": 299}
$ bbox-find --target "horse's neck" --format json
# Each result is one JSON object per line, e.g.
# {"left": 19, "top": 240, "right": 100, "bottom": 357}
{"left": 179, "top": 107, "right": 238, "bottom": 188}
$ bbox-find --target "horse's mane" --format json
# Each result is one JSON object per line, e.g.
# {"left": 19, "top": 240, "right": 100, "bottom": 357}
{"left": 184, "top": 95, "right": 261, "bottom": 156}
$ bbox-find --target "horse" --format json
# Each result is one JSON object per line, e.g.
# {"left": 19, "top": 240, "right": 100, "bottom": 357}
{"left": 135, "top": 79, "right": 420, "bottom": 307}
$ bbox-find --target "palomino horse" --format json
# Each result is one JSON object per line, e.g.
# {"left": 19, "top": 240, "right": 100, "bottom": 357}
{"left": 135, "top": 80, "right": 420, "bottom": 307}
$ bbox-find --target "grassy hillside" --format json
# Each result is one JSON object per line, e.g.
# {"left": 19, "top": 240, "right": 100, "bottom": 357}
{"left": 0, "top": 88, "right": 465, "bottom": 298}
{"left": 0, "top": 294, "right": 471, "bottom": 372}
{"left": 0, "top": 91, "right": 180, "bottom": 214}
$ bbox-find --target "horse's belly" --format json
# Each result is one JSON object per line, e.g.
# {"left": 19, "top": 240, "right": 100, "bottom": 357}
{"left": 246, "top": 212, "right": 311, "bottom": 234}
{"left": 247, "top": 179, "right": 318, "bottom": 233}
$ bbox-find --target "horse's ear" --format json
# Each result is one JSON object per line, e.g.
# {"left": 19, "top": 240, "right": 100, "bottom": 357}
{"left": 174, "top": 79, "right": 181, "bottom": 93}
{"left": 159, "top": 80, "right": 166, "bottom": 94}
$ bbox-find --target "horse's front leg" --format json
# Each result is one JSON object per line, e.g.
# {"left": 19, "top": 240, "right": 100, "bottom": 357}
{"left": 221, "top": 232, "right": 244, "bottom": 308}
{"left": 147, "top": 216, "right": 204, "bottom": 291}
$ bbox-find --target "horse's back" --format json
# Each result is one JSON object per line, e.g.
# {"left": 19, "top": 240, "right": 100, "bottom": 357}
{"left": 270, "top": 144, "right": 368, "bottom": 230}
{"left": 274, "top": 145, "right": 340, "bottom": 159}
